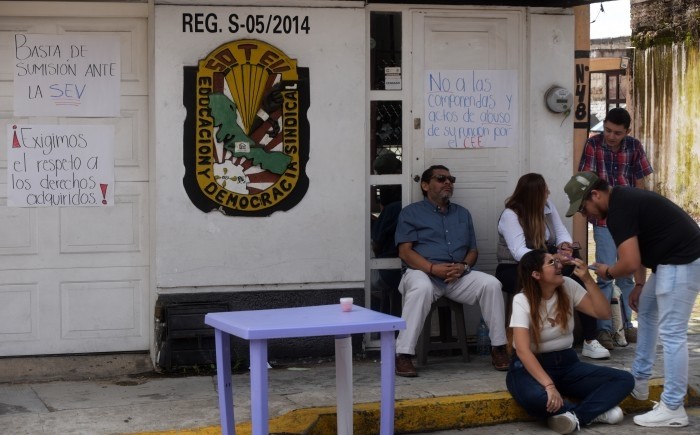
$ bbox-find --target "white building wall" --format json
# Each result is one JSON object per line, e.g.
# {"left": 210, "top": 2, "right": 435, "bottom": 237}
{"left": 155, "top": 5, "right": 579, "bottom": 293}
{"left": 0, "top": 1, "right": 152, "bottom": 356}
{"left": 0, "top": 0, "right": 580, "bottom": 359}
{"left": 154, "top": 6, "right": 366, "bottom": 291}
{"left": 528, "top": 10, "right": 576, "bottom": 233}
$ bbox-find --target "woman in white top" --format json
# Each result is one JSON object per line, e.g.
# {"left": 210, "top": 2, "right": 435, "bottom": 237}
{"left": 496, "top": 173, "right": 608, "bottom": 360}
{"left": 506, "top": 250, "right": 634, "bottom": 434}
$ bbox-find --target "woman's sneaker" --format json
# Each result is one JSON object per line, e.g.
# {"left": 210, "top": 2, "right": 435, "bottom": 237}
{"left": 548, "top": 411, "right": 580, "bottom": 434}
{"left": 592, "top": 406, "right": 624, "bottom": 424}
{"left": 631, "top": 377, "right": 649, "bottom": 400}
{"left": 633, "top": 401, "right": 689, "bottom": 427}
{"left": 582, "top": 339, "right": 611, "bottom": 359}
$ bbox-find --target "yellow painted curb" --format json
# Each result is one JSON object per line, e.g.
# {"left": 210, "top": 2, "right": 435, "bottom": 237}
{"left": 132, "top": 379, "right": 697, "bottom": 435}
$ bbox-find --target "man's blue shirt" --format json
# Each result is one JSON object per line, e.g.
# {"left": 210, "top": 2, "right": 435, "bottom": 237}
{"left": 395, "top": 198, "right": 477, "bottom": 264}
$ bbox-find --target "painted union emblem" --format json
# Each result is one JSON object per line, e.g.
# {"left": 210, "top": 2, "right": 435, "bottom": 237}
{"left": 183, "top": 39, "right": 309, "bottom": 216}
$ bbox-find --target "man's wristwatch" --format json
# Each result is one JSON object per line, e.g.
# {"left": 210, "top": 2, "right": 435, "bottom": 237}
{"left": 605, "top": 268, "right": 614, "bottom": 281}
{"left": 461, "top": 262, "right": 471, "bottom": 275}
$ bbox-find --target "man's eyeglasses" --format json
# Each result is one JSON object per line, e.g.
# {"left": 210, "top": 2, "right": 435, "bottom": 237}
{"left": 543, "top": 258, "right": 561, "bottom": 268}
{"left": 431, "top": 175, "right": 456, "bottom": 184}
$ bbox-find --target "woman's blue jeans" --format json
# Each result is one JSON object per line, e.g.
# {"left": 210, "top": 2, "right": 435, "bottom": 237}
{"left": 506, "top": 348, "right": 633, "bottom": 425}
{"left": 631, "top": 258, "right": 700, "bottom": 408}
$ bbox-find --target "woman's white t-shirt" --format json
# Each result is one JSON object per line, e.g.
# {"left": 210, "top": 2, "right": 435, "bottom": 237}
{"left": 510, "top": 277, "right": 587, "bottom": 353}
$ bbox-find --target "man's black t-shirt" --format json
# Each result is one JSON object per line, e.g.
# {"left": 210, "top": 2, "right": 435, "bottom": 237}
{"left": 607, "top": 187, "right": 700, "bottom": 271}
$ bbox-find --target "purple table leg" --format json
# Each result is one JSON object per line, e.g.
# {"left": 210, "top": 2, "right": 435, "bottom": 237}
{"left": 379, "top": 330, "right": 396, "bottom": 435}
{"left": 214, "top": 329, "right": 235, "bottom": 435}
{"left": 335, "top": 335, "right": 353, "bottom": 435}
{"left": 249, "top": 339, "right": 269, "bottom": 435}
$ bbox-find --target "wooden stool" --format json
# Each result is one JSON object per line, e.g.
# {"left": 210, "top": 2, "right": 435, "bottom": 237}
{"left": 416, "top": 297, "right": 470, "bottom": 366}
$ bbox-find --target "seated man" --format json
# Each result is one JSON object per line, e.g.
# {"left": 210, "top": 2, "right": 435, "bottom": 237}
{"left": 394, "top": 165, "right": 509, "bottom": 376}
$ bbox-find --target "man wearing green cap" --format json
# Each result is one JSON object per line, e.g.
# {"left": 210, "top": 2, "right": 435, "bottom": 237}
{"left": 564, "top": 172, "right": 700, "bottom": 428}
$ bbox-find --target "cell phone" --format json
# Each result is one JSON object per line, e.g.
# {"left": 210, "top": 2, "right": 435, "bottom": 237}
{"left": 588, "top": 265, "right": 598, "bottom": 270}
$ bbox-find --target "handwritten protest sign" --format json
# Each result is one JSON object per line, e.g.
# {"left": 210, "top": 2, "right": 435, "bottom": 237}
{"left": 13, "top": 34, "right": 120, "bottom": 117}
{"left": 7, "top": 124, "right": 115, "bottom": 207}
{"left": 424, "top": 70, "right": 518, "bottom": 148}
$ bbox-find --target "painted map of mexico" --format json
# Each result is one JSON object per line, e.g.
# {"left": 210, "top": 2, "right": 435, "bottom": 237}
{"left": 183, "top": 39, "right": 309, "bottom": 216}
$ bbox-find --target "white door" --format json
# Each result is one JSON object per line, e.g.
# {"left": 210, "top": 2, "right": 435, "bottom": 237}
{"left": 411, "top": 9, "right": 526, "bottom": 274}
{"left": 0, "top": 8, "right": 150, "bottom": 356}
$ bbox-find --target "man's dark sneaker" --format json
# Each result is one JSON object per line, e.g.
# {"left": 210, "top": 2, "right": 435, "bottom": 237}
{"left": 491, "top": 345, "right": 509, "bottom": 371}
{"left": 395, "top": 354, "right": 417, "bottom": 377}
{"left": 625, "top": 327, "right": 638, "bottom": 343}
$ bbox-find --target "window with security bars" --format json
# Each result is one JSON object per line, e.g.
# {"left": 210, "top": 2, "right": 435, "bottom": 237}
{"left": 370, "top": 12, "right": 401, "bottom": 91}
{"left": 606, "top": 72, "right": 627, "bottom": 113}
{"left": 368, "top": 11, "right": 404, "bottom": 319}
{"left": 370, "top": 100, "right": 403, "bottom": 177}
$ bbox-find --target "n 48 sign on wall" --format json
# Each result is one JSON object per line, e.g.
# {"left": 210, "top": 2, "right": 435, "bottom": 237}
{"left": 183, "top": 39, "right": 309, "bottom": 216}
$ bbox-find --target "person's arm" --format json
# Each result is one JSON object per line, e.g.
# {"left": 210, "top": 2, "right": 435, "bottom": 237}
{"left": 461, "top": 248, "right": 478, "bottom": 267}
{"left": 594, "top": 235, "right": 648, "bottom": 311}
{"left": 512, "top": 327, "right": 563, "bottom": 413}
{"left": 548, "top": 200, "right": 573, "bottom": 246}
{"left": 595, "top": 236, "right": 642, "bottom": 280}
{"left": 498, "top": 209, "right": 530, "bottom": 261}
{"left": 513, "top": 328, "right": 552, "bottom": 387}
{"left": 398, "top": 242, "right": 432, "bottom": 275}
{"left": 632, "top": 138, "right": 654, "bottom": 188}
{"left": 577, "top": 139, "right": 597, "bottom": 172}
{"left": 611, "top": 235, "right": 647, "bottom": 312}
{"left": 570, "top": 259, "right": 611, "bottom": 320}
{"left": 452, "top": 213, "right": 479, "bottom": 281}
{"left": 444, "top": 210, "right": 478, "bottom": 282}
{"left": 398, "top": 242, "right": 462, "bottom": 282}
{"left": 440, "top": 248, "right": 480, "bottom": 283}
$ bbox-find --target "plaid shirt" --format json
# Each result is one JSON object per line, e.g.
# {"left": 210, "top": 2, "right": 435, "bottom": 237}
{"left": 578, "top": 133, "right": 654, "bottom": 226}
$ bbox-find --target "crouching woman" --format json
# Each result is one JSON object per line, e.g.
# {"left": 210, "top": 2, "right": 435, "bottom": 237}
{"left": 506, "top": 250, "right": 634, "bottom": 434}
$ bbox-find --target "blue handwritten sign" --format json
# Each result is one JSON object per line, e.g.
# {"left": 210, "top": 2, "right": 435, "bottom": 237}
{"left": 424, "top": 70, "right": 518, "bottom": 148}
{"left": 13, "top": 34, "right": 120, "bottom": 117}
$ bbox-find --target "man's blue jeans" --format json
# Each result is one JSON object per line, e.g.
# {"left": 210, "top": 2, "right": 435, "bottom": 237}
{"left": 593, "top": 225, "right": 635, "bottom": 330}
{"left": 506, "top": 348, "right": 633, "bottom": 425}
{"left": 631, "top": 258, "right": 700, "bottom": 409}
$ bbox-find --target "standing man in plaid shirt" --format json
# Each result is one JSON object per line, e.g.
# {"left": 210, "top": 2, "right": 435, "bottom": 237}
{"left": 578, "top": 108, "right": 654, "bottom": 350}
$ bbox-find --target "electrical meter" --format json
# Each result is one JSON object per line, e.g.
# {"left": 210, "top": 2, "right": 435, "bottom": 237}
{"left": 544, "top": 86, "right": 573, "bottom": 113}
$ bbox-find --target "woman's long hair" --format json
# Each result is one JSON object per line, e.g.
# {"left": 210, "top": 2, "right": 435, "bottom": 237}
{"left": 505, "top": 173, "right": 548, "bottom": 250}
{"left": 517, "top": 250, "right": 571, "bottom": 352}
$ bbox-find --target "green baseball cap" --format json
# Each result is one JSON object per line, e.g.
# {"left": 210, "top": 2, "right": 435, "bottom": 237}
{"left": 564, "top": 171, "right": 600, "bottom": 217}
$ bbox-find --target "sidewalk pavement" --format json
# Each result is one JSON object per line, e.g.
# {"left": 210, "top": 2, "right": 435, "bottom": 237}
{"left": 1, "top": 331, "right": 698, "bottom": 435}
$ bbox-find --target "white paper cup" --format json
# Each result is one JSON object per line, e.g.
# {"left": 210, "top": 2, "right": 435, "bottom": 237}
{"left": 340, "top": 297, "right": 353, "bottom": 312}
